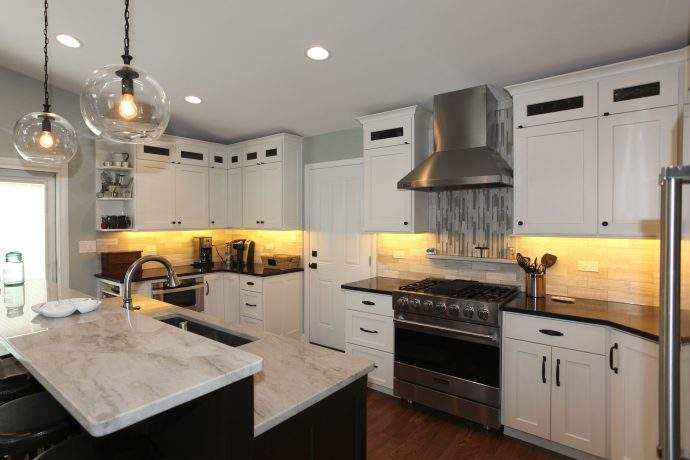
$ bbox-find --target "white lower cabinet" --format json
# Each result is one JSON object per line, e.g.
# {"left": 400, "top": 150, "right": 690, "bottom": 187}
{"left": 550, "top": 347, "right": 606, "bottom": 457}
{"left": 609, "top": 331, "right": 659, "bottom": 460}
{"left": 343, "top": 290, "right": 395, "bottom": 393}
{"left": 503, "top": 313, "right": 606, "bottom": 458}
{"left": 204, "top": 272, "right": 301, "bottom": 338}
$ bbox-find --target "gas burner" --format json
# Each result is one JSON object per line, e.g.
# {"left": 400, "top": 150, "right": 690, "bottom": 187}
{"left": 399, "top": 278, "right": 518, "bottom": 303}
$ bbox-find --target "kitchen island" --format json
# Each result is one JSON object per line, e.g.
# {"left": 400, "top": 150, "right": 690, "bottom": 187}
{"left": 0, "top": 280, "right": 373, "bottom": 459}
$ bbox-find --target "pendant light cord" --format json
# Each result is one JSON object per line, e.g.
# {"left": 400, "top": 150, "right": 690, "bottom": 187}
{"left": 42, "top": 0, "right": 50, "bottom": 113}
{"left": 121, "top": 0, "right": 133, "bottom": 65}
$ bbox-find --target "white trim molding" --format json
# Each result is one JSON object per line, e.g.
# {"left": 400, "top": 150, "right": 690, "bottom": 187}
{"left": 0, "top": 157, "right": 69, "bottom": 290}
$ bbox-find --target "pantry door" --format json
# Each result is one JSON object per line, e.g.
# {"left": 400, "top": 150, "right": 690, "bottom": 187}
{"left": 306, "top": 159, "right": 373, "bottom": 350}
{"left": 0, "top": 168, "right": 57, "bottom": 283}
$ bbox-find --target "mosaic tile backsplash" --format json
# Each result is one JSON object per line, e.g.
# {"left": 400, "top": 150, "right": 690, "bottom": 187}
{"left": 429, "top": 188, "right": 513, "bottom": 259}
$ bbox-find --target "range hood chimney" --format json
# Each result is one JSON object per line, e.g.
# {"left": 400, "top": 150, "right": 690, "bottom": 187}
{"left": 398, "top": 85, "right": 513, "bottom": 191}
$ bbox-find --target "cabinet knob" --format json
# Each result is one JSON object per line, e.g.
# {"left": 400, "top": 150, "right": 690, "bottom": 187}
{"left": 403, "top": 221, "right": 409, "bottom": 226}
{"left": 171, "top": 221, "right": 175, "bottom": 225}
{"left": 211, "top": 221, "right": 215, "bottom": 224}
{"left": 177, "top": 221, "right": 181, "bottom": 225}
{"left": 256, "top": 220, "right": 260, "bottom": 224}
{"left": 260, "top": 220, "right": 265, "bottom": 224}
{"left": 602, "top": 221, "right": 609, "bottom": 227}
{"left": 517, "top": 220, "right": 524, "bottom": 226}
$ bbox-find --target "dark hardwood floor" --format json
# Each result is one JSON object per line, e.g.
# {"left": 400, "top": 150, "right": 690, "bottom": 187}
{"left": 367, "top": 390, "right": 567, "bottom": 460}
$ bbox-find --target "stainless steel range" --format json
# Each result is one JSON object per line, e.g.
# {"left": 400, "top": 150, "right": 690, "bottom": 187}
{"left": 392, "top": 278, "right": 518, "bottom": 428}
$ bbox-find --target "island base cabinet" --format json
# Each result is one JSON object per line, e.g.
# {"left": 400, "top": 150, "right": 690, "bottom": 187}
{"left": 254, "top": 376, "right": 366, "bottom": 460}
{"left": 550, "top": 347, "right": 606, "bottom": 457}
{"left": 609, "top": 331, "right": 659, "bottom": 460}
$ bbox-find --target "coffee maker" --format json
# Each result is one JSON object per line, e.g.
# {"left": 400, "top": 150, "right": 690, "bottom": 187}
{"left": 229, "top": 239, "right": 255, "bottom": 267}
{"left": 193, "top": 237, "right": 213, "bottom": 267}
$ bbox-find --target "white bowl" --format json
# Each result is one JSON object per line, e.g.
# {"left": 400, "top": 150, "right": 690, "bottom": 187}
{"left": 31, "top": 298, "right": 101, "bottom": 318}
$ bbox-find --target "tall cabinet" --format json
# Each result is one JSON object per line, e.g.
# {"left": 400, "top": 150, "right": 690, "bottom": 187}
{"left": 357, "top": 106, "right": 431, "bottom": 233}
{"left": 508, "top": 51, "right": 686, "bottom": 237}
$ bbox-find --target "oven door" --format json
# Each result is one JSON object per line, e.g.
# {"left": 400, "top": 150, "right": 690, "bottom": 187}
{"left": 152, "top": 277, "right": 204, "bottom": 312}
{"left": 394, "top": 313, "right": 500, "bottom": 407}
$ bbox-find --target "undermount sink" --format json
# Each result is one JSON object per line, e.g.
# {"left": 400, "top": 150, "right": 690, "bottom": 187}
{"left": 159, "top": 315, "right": 255, "bottom": 347}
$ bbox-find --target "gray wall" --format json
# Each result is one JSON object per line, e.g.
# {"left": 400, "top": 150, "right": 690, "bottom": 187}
{"left": 303, "top": 127, "right": 362, "bottom": 164}
{"left": 0, "top": 66, "right": 98, "bottom": 295}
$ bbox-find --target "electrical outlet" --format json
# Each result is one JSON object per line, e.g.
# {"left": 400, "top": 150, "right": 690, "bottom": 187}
{"left": 577, "top": 260, "right": 599, "bottom": 272}
{"left": 78, "top": 241, "right": 97, "bottom": 254}
{"left": 393, "top": 250, "right": 406, "bottom": 259}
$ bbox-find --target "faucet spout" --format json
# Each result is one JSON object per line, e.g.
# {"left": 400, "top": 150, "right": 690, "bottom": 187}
{"left": 122, "top": 255, "right": 179, "bottom": 311}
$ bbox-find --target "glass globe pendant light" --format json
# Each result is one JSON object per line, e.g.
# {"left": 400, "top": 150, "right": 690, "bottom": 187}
{"left": 13, "top": 0, "right": 78, "bottom": 165}
{"left": 80, "top": 0, "right": 170, "bottom": 144}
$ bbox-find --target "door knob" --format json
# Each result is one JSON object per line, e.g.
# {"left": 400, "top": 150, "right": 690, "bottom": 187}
{"left": 309, "top": 263, "right": 317, "bottom": 269}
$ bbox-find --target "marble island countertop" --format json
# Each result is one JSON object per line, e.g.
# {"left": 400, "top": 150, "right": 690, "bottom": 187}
{"left": 0, "top": 280, "right": 374, "bottom": 438}
{"left": 136, "top": 299, "right": 375, "bottom": 436}
{"left": 0, "top": 280, "right": 263, "bottom": 437}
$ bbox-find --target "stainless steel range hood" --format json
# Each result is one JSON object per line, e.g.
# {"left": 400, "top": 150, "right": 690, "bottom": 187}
{"left": 398, "top": 85, "right": 513, "bottom": 191}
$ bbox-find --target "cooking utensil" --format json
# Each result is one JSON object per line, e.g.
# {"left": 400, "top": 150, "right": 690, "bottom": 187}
{"left": 541, "top": 253, "right": 557, "bottom": 273}
{"left": 516, "top": 253, "right": 533, "bottom": 273}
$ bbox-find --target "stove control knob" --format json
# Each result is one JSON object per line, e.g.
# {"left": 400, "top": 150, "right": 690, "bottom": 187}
{"left": 477, "top": 307, "right": 490, "bottom": 321}
{"left": 435, "top": 301, "right": 447, "bottom": 314}
{"left": 396, "top": 297, "right": 409, "bottom": 309}
{"left": 448, "top": 304, "right": 460, "bottom": 316}
{"left": 410, "top": 298, "right": 421, "bottom": 311}
{"left": 422, "top": 300, "right": 434, "bottom": 312}
{"left": 463, "top": 305, "right": 475, "bottom": 318}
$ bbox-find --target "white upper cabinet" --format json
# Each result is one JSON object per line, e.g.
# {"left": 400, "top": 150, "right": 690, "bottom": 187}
{"left": 176, "top": 140, "right": 210, "bottom": 166}
{"left": 508, "top": 49, "right": 686, "bottom": 237}
{"left": 260, "top": 162, "right": 283, "bottom": 228}
{"left": 599, "top": 64, "right": 679, "bottom": 115}
{"left": 358, "top": 106, "right": 431, "bottom": 233}
{"left": 598, "top": 105, "right": 677, "bottom": 236}
{"left": 513, "top": 81, "right": 597, "bottom": 127}
{"left": 209, "top": 167, "right": 228, "bottom": 228}
{"left": 242, "top": 165, "right": 262, "bottom": 228}
{"left": 261, "top": 139, "right": 282, "bottom": 164}
{"left": 513, "top": 118, "right": 598, "bottom": 235}
{"left": 135, "top": 137, "right": 177, "bottom": 163}
{"left": 227, "top": 145, "right": 242, "bottom": 169}
{"left": 242, "top": 143, "right": 261, "bottom": 167}
{"left": 209, "top": 145, "right": 229, "bottom": 170}
{"left": 174, "top": 163, "right": 209, "bottom": 229}
{"left": 363, "top": 144, "right": 414, "bottom": 232}
{"left": 227, "top": 167, "right": 243, "bottom": 228}
{"left": 135, "top": 159, "right": 176, "bottom": 230}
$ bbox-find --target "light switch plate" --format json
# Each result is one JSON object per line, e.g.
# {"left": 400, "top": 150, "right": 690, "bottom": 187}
{"left": 577, "top": 260, "right": 599, "bottom": 272}
{"left": 78, "top": 240, "right": 97, "bottom": 254}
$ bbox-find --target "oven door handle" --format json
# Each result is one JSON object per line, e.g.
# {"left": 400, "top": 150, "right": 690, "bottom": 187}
{"left": 394, "top": 318, "right": 498, "bottom": 343}
{"left": 152, "top": 283, "right": 204, "bottom": 295}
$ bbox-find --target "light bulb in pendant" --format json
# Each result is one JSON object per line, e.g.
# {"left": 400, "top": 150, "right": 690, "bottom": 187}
{"left": 118, "top": 92, "right": 138, "bottom": 120}
{"left": 38, "top": 129, "right": 55, "bottom": 149}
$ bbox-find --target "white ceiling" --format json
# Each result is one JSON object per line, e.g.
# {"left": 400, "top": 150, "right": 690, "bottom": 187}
{"left": 1, "top": 0, "right": 689, "bottom": 144}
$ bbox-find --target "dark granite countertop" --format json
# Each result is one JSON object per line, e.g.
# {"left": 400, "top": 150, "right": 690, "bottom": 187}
{"left": 341, "top": 276, "right": 415, "bottom": 295}
{"left": 95, "top": 263, "right": 303, "bottom": 283}
{"left": 502, "top": 293, "right": 690, "bottom": 343}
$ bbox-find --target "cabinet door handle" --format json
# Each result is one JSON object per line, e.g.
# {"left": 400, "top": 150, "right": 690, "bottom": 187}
{"left": 362, "top": 300, "right": 375, "bottom": 306}
{"left": 308, "top": 263, "right": 317, "bottom": 269}
{"left": 542, "top": 356, "right": 547, "bottom": 383}
{"left": 359, "top": 327, "right": 378, "bottom": 334}
{"left": 205, "top": 281, "right": 209, "bottom": 295}
{"left": 246, "top": 281, "right": 254, "bottom": 286}
{"left": 556, "top": 358, "right": 561, "bottom": 387}
{"left": 609, "top": 343, "right": 619, "bottom": 374}
{"left": 245, "top": 303, "right": 257, "bottom": 307}
{"left": 539, "top": 329, "right": 564, "bottom": 337}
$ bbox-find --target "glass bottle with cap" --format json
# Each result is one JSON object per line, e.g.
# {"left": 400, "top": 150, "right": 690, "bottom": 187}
{"left": 3, "top": 252, "right": 25, "bottom": 286}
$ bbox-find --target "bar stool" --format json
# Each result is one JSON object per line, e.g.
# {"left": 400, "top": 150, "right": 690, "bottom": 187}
{"left": 0, "top": 357, "right": 41, "bottom": 404}
{"left": 0, "top": 391, "right": 78, "bottom": 457}
{"left": 36, "top": 431, "right": 155, "bottom": 459}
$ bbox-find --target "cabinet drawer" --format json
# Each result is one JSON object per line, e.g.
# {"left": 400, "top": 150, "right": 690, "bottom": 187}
{"left": 343, "top": 290, "right": 393, "bottom": 317}
{"left": 599, "top": 64, "right": 679, "bottom": 115}
{"left": 345, "top": 310, "right": 394, "bottom": 353}
{"left": 240, "top": 275, "right": 262, "bottom": 292}
{"left": 240, "top": 290, "right": 263, "bottom": 319}
{"left": 503, "top": 312, "right": 606, "bottom": 355}
{"left": 240, "top": 315, "right": 264, "bottom": 328}
{"left": 363, "top": 116, "right": 412, "bottom": 149}
{"left": 345, "top": 343, "right": 394, "bottom": 389}
{"left": 514, "top": 80, "right": 597, "bottom": 127}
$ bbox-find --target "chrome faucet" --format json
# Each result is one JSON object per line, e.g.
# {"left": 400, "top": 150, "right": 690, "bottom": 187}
{"left": 122, "top": 255, "right": 180, "bottom": 311}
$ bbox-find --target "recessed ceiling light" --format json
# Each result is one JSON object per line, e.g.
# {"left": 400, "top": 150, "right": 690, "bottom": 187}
{"left": 184, "top": 95, "right": 202, "bottom": 104}
{"left": 305, "top": 46, "right": 330, "bottom": 61}
{"left": 56, "top": 34, "right": 81, "bottom": 48}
